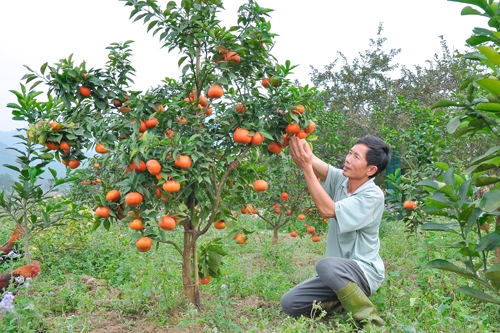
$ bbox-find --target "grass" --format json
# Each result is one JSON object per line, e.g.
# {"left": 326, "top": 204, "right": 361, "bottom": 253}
{"left": 0, "top": 215, "right": 499, "bottom": 333}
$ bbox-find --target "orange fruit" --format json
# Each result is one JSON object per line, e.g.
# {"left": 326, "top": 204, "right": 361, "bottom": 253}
{"left": 403, "top": 201, "right": 418, "bottom": 210}
{"left": 125, "top": 192, "right": 143, "bottom": 206}
{"left": 129, "top": 219, "right": 144, "bottom": 230}
{"left": 311, "top": 235, "right": 321, "bottom": 242}
{"left": 139, "top": 120, "right": 147, "bottom": 133}
{"left": 120, "top": 106, "right": 131, "bottom": 113}
{"left": 59, "top": 141, "right": 71, "bottom": 154}
{"left": 207, "top": 85, "right": 224, "bottom": 99}
{"left": 304, "top": 121, "right": 316, "bottom": 134}
{"left": 46, "top": 141, "right": 59, "bottom": 150}
{"left": 235, "top": 104, "right": 246, "bottom": 113}
{"left": 93, "top": 163, "right": 100, "bottom": 169}
{"left": 174, "top": 155, "right": 192, "bottom": 169}
{"left": 296, "top": 131, "right": 307, "bottom": 139}
{"left": 200, "top": 276, "right": 211, "bottom": 284}
{"left": 290, "top": 231, "right": 298, "bottom": 238}
{"left": 251, "top": 132, "right": 265, "bottom": 145}
{"left": 285, "top": 123, "right": 300, "bottom": 135}
{"left": 224, "top": 51, "right": 241, "bottom": 63}
{"left": 151, "top": 103, "right": 164, "bottom": 112}
{"left": 267, "top": 142, "right": 282, "bottom": 154}
{"left": 280, "top": 192, "right": 289, "bottom": 201}
{"left": 261, "top": 78, "right": 271, "bottom": 88}
{"left": 165, "top": 129, "right": 175, "bottom": 138}
{"left": 129, "top": 160, "right": 147, "bottom": 173}
{"left": 145, "top": 117, "right": 158, "bottom": 128}
{"left": 95, "top": 143, "right": 110, "bottom": 154}
{"left": 307, "top": 226, "right": 316, "bottom": 235}
{"left": 214, "top": 220, "right": 226, "bottom": 229}
{"left": 233, "top": 233, "right": 246, "bottom": 244}
{"left": 50, "top": 121, "right": 61, "bottom": 131}
{"left": 253, "top": 180, "right": 268, "bottom": 192}
{"left": 158, "top": 215, "right": 176, "bottom": 231}
{"left": 95, "top": 206, "right": 111, "bottom": 218}
{"left": 146, "top": 159, "right": 162, "bottom": 175}
{"left": 298, "top": 214, "right": 306, "bottom": 221}
{"left": 79, "top": 86, "right": 91, "bottom": 97}
{"left": 291, "top": 105, "right": 305, "bottom": 114}
{"left": 163, "top": 179, "right": 181, "bottom": 192}
{"left": 67, "top": 159, "right": 80, "bottom": 169}
{"left": 233, "top": 128, "right": 252, "bottom": 144}
{"left": 106, "top": 190, "right": 121, "bottom": 202}
{"left": 136, "top": 237, "right": 153, "bottom": 252}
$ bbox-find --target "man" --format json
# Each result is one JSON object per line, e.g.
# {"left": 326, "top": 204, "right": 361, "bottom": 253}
{"left": 281, "top": 135, "right": 390, "bottom": 328}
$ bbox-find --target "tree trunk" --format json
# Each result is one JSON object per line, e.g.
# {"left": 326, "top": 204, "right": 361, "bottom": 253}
{"left": 272, "top": 227, "right": 279, "bottom": 245}
{"left": 181, "top": 228, "right": 200, "bottom": 306}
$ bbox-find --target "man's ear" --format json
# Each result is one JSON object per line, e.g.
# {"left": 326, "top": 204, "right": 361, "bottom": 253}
{"left": 367, "top": 165, "right": 378, "bottom": 177}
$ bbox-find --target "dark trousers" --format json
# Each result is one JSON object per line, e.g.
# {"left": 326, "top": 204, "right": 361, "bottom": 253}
{"left": 280, "top": 257, "right": 371, "bottom": 317}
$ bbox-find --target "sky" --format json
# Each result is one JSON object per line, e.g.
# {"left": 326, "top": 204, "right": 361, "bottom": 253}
{"left": 0, "top": 0, "right": 486, "bottom": 132}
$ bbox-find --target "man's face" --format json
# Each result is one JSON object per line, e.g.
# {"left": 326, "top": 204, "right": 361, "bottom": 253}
{"left": 342, "top": 143, "right": 374, "bottom": 179}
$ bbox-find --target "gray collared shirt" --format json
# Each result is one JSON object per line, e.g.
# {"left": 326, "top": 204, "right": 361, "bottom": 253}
{"left": 321, "top": 165, "right": 385, "bottom": 295}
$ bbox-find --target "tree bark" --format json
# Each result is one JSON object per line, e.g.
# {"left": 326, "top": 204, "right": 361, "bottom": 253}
{"left": 272, "top": 227, "right": 279, "bottom": 245}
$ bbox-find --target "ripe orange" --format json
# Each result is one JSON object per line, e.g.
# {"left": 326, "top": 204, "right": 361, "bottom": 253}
{"left": 291, "top": 105, "right": 305, "bottom": 114}
{"left": 290, "top": 231, "right": 298, "bottom": 238}
{"left": 67, "top": 159, "right": 80, "bottom": 169}
{"left": 79, "top": 86, "right": 91, "bottom": 97}
{"left": 125, "top": 192, "right": 143, "bottom": 206}
{"left": 129, "top": 219, "right": 144, "bottom": 230}
{"left": 296, "top": 131, "right": 307, "bottom": 139}
{"left": 95, "top": 143, "right": 110, "bottom": 154}
{"left": 129, "top": 160, "right": 147, "bottom": 173}
{"left": 307, "top": 226, "right": 316, "bottom": 235}
{"left": 304, "top": 121, "right": 316, "bottom": 134}
{"left": 146, "top": 159, "right": 162, "bottom": 175}
{"left": 113, "top": 99, "right": 123, "bottom": 107}
{"left": 311, "top": 235, "right": 321, "bottom": 242}
{"left": 200, "top": 276, "right": 211, "bottom": 285}
{"left": 46, "top": 141, "right": 59, "bottom": 150}
{"left": 106, "top": 190, "right": 121, "bottom": 202}
{"left": 253, "top": 179, "right": 268, "bottom": 192}
{"left": 158, "top": 215, "right": 176, "bottom": 231}
{"left": 151, "top": 103, "right": 164, "bottom": 112}
{"left": 120, "top": 106, "right": 131, "bottom": 113}
{"left": 205, "top": 107, "right": 213, "bottom": 116}
{"left": 261, "top": 78, "right": 270, "bottom": 88}
{"left": 214, "top": 220, "right": 226, "bottom": 229}
{"left": 235, "top": 104, "right": 246, "bottom": 113}
{"left": 50, "top": 121, "right": 61, "bottom": 131}
{"left": 165, "top": 129, "right": 175, "bottom": 138}
{"left": 139, "top": 120, "right": 147, "bottom": 133}
{"left": 199, "top": 95, "right": 209, "bottom": 107}
{"left": 280, "top": 192, "right": 289, "bottom": 201}
{"left": 403, "top": 200, "right": 418, "bottom": 210}
{"left": 136, "top": 237, "right": 153, "bottom": 252}
{"left": 224, "top": 51, "right": 241, "bottom": 63}
{"left": 285, "top": 123, "right": 300, "bottom": 135}
{"left": 174, "top": 155, "right": 192, "bottom": 169}
{"left": 233, "top": 128, "right": 252, "bottom": 144}
{"left": 163, "top": 179, "right": 181, "bottom": 192}
{"left": 59, "top": 141, "right": 71, "bottom": 154}
{"left": 233, "top": 233, "right": 246, "bottom": 244}
{"left": 145, "top": 117, "right": 158, "bottom": 128}
{"left": 298, "top": 214, "right": 306, "bottom": 221}
{"left": 251, "top": 132, "right": 265, "bottom": 145}
{"left": 93, "top": 163, "right": 100, "bottom": 169}
{"left": 268, "top": 142, "right": 282, "bottom": 154}
{"left": 95, "top": 206, "right": 111, "bottom": 218}
{"left": 207, "top": 85, "right": 224, "bottom": 99}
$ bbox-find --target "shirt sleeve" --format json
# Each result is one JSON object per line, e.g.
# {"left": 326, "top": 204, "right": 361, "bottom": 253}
{"left": 321, "top": 165, "right": 344, "bottom": 197}
{"left": 334, "top": 187, "right": 384, "bottom": 234}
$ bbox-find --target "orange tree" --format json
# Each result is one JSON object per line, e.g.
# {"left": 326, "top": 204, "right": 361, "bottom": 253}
{"left": 226, "top": 151, "right": 327, "bottom": 244}
{"left": 10, "top": 0, "right": 321, "bottom": 305}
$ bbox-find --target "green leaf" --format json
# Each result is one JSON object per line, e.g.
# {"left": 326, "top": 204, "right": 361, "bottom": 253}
{"left": 426, "top": 259, "right": 477, "bottom": 279}
{"left": 477, "top": 45, "right": 500, "bottom": 67}
{"left": 432, "top": 100, "right": 464, "bottom": 109}
{"left": 476, "top": 232, "right": 500, "bottom": 251}
{"left": 457, "top": 286, "right": 500, "bottom": 305}
{"left": 479, "top": 189, "right": 500, "bottom": 212}
{"left": 421, "top": 222, "right": 459, "bottom": 233}
{"left": 476, "top": 78, "right": 500, "bottom": 95}
{"left": 461, "top": 6, "right": 483, "bottom": 15}
{"left": 476, "top": 102, "right": 500, "bottom": 111}
{"left": 475, "top": 176, "right": 500, "bottom": 186}
{"left": 485, "top": 263, "right": 500, "bottom": 292}
{"left": 418, "top": 179, "right": 440, "bottom": 189}
{"left": 447, "top": 116, "right": 462, "bottom": 134}
{"left": 466, "top": 35, "right": 491, "bottom": 46}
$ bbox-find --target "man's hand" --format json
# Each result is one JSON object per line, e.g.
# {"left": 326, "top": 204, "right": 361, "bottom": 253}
{"left": 289, "top": 136, "right": 313, "bottom": 171}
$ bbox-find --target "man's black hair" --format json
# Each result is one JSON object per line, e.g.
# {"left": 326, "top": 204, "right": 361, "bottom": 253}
{"left": 355, "top": 135, "right": 391, "bottom": 178}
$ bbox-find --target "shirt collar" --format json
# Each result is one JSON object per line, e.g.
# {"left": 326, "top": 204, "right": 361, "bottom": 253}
{"left": 342, "top": 178, "right": 375, "bottom": 195}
